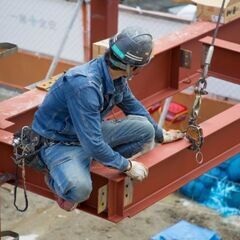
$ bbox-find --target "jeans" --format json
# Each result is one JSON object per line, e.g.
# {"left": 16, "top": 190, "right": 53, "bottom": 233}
{"left": 40, "top": 115, "right": 155, "bottom": 203}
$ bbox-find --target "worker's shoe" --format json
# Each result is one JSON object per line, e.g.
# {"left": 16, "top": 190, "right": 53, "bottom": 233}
{"left": 56, "top": 197, "right": 78, "bottom": 212}
{"left": 162, "top": 129, "right": 185, "bottom": 143}
{"left": 44, "top": 173, "right": 78, "bottom": 212}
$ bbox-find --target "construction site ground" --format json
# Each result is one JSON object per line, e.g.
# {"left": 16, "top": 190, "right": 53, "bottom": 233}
{"left": 1, "top": 183, "right": 240, "bottom": 240}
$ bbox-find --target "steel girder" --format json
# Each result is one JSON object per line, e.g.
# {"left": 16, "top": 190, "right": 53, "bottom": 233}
{"left": 0, "top": 19, "right": 240, "bottom": 222}
{"left": 0, "top": 103, "right": 239, "bottom": 222}
{"left": 90, "top": 0, "right": 118, "bottom": 58}
{"left": 200, "top": 36, "right": 240, "bottom": 84}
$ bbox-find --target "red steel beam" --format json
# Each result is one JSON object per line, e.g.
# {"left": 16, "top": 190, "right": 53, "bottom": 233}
{"left": 180, "top": 18, "right": 240, "bottom": 80}
{"left": 0, "top": 104, "right": 239, "bottom": 222}
{"left": 0, "top": 20, "right": 240, "bottom": 222}
{"left": 200, "top": 36, "right": 240, "bottom": 84}
{"left": 122, "top": 104, "right": 240, "bottom": 220}
{"left": 95, "top": 104, "right": 240, "bottom": 221}
{"left": 90, "top": 0, "right": 118, "bottom": 58}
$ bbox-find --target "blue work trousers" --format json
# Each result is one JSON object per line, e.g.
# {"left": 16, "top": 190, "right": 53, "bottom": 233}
{"left": 40, "top": 115, "right": 155, "bottom": 203}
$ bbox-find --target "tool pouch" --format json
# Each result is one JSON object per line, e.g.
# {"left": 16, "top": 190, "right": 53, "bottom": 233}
{"left": 12, "top": 126, "right": 45, "bottom": 171}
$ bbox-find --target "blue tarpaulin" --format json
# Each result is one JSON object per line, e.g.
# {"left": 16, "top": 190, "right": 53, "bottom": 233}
{"left": 180, "top": 153, "right": 240, "bottom": 216}
{"left": 150, "top": 220, "right": 221, "bottom": 240}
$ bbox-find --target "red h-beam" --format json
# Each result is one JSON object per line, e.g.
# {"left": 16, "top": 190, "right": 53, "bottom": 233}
{"left": 0, "top": 17, "right": 240, "bottom": 222}
{"left": 90, "top": 0, "right": 118, "bottom": 58}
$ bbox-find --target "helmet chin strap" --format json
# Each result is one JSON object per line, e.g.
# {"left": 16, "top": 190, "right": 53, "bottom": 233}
{"left": 126, "top": 64, "right": 134, "bottom": 81}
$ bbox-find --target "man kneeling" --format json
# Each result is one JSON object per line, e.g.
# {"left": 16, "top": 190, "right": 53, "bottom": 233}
{"left": 32, "top": 26, "right": 184, "bottom": 211}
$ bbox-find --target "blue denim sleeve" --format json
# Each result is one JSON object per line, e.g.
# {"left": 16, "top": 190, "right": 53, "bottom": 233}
{"left": 117, "top": 83, "right": 164, "bottom": 143}
{"left": 66, "top": 86, "right": 129, "bottom": 171}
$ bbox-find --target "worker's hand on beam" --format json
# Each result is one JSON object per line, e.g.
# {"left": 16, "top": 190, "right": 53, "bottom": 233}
{"left": 162, "top": 129, "right": 185, "bottom": 143}
{"left": 124, "top": 160, "right": 148, "bottom": 181}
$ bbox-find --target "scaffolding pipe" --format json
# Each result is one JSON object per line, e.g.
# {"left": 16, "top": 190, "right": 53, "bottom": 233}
{"left": 44, "top": 0, "right": 82, "bottom": 81}
{"left": 158, "top": 97, "right": 172, "bottom": 128}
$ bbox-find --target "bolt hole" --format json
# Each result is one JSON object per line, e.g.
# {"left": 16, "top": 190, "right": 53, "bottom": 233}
{"left": 101, "top": 202, "right": 104, "bottom": 206}
{"left": 125, "top": 194, "right": 128, "bottom": 198}
{"left": 126, "top": 184, "right": 128, "bottom": 188}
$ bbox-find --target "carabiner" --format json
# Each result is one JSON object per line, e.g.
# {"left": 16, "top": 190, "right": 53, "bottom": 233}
{"left": 195, "top": 151, "right": 204, "bottom": 164}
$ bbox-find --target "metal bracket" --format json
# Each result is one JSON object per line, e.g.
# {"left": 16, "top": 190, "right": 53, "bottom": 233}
{"left": 180, "top": 48, "right": 192, "bottom": 69}
{"left": 0, "top": 43, "right": 18, "bottom": 58}
{"left": 97, "top": 184, "right": 108, "bottom": 214}
{"left": 123, "top": 177, "right": 133, "bottom": 207}
{"left": 36, "top": 74, "right": 62, "bottom": 92}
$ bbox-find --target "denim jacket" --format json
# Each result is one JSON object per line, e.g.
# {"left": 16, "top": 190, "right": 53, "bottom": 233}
{"left": 32, "top": 56, "right": 163, "bottom": 171}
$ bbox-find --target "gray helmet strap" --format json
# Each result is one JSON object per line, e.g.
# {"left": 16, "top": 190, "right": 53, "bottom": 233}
{"left": 126, "top": 64, "right": 133, "bottom": 81}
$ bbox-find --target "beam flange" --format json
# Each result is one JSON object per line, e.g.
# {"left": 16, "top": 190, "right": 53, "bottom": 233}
{"left": 90, "top": 0, "right": 118, "bottom": 58}
{"left": 0, "top": 19, "right": 240, "bottom": 222}
{"left": 1, "top": 104, "right": 239, "bottom": 222}
{"left": 84, "top": 104, "right": 240, "bottom": 222}
{"left": 200, "top": 36, "right": 240, "bottom": 84}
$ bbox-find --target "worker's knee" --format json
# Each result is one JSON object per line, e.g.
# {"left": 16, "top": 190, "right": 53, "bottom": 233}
{"left": 140, "top": 121, "right": 155, "bottom": 152}
{"left": 65, "top": 178, "right": 92, "bottom": 203}
{"left": 127, "top": 115, "right": 155, "bottom": 142}
{"left": 133, "top": 116, "right": 155, "bottom": 143}
{"left": 142, "top": 120, "right": 155, "bottom": 143}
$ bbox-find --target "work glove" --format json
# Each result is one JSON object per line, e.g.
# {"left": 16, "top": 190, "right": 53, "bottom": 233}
{"left": 124, "top": 160, "right": 148, "bottom": 181}
{"left": 162, "top": 129, "right": 185, "bottom": 143}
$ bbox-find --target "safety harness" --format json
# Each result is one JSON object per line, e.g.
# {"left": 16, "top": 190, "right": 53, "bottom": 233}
{"left": 12, "top": 126, "right": 46, "bottom": 212}
{"left": 12, "top": 126, "right": 80, "bottom": 212}
{"left": 186, "top": 0, "right": 226, "bottom": 164}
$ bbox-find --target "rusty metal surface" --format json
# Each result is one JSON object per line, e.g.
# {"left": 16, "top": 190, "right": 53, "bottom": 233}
{"left": 0, "top": 19, "right": 240, "bottom": 222}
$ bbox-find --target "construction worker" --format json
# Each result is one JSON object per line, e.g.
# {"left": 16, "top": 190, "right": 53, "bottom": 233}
{"left": 32, "top": 26, "right": 184, "bottom": 211}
